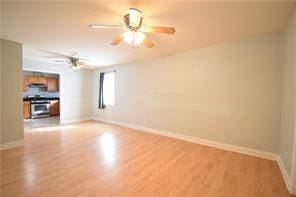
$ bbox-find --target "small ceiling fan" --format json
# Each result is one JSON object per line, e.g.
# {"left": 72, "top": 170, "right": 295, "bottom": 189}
{"left": 88, "top": 8, "right": 176, "bottom": 48}
{"left": 42, "top": 50, "right": 89, "bottom": 70}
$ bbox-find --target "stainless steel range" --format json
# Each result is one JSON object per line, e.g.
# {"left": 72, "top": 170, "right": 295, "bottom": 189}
{"left": 31, "top": 99, "right": 50, "bottom": 119}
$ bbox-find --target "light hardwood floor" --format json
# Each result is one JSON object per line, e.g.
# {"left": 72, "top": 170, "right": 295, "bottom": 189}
{"left": 0, "top": 121, "right": 290, "bottom": 196}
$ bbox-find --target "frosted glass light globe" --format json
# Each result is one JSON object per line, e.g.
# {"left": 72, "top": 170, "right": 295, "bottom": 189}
{"left": 123, "top": 31, "right": 145, "bottom": 46}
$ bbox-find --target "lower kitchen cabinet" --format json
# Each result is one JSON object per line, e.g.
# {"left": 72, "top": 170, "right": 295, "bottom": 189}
{"left": 23, "top": 101, "right": 31, "bottom": 119}
{"left": 50, "top": 100, "right": 60, "bottom": 116}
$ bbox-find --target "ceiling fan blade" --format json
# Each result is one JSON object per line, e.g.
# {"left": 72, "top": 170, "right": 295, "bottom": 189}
{"left": 42, "top": 50, "right": 89, "bottom": 62}
{"left": 55, "top": 63, "right": 71, "bottom": 65}
{"left": 111, "top": 35, "right": 124, "bottom": 46}
{"left": 88, "top": 24, "right": 123, "bottom": 29}
{"left": 55, "top": 60, "right": 70, "bottom": 64}
{"left": 71, "top": 53, "right": 89, "bottom": 61}
{"left": 76, "top": 58, "right": 89, "bottom": 61}
{"left": 144, "top": 38, "right": 154, "bottom": 48}
{"left": 55, "top": 59, "right": 68, "bottom": 62}
{"left": 143, "top": 26, "right": 176, "bottom": 34}
{"left": 41, "top": 49, "right": 72, "bottom": 58}
{"left": 78, "top": 61, "right": 87, "bottom": 65}
{"left": 41, "top": 55, "right": 62, "bottom": 58}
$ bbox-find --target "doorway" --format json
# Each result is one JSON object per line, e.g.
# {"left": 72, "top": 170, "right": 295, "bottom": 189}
{"left": 22, "top": 70, "right": 61, "bottom": 129}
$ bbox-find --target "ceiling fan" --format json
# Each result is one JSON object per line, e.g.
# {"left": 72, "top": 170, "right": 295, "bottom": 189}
{"left": 88, "top": 8, "right": 176, "bottom": 48}
{"left": 42, "top": 50, "right": 89, "bottom": 70}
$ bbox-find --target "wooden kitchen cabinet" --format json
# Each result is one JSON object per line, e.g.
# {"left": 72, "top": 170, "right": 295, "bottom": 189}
{"left": 28, "top": 76, "right": 47, "bottom": 85}
{"left": 23, "top": 76, "right": 30, "bottom": 91}
{"left": 38, "top": 77, "right": 47, "bottom": 85}
{"left": 50, "top": 100, "right": 60, "bottom": 116}
{"left": 28, "top": 76, "right": 39, "bottom": 84}
{"left": 47, "top": 78, "right": 59, "bottom": 92}
{"left": 23, "top": 101, "right": 31, "bottom": 119}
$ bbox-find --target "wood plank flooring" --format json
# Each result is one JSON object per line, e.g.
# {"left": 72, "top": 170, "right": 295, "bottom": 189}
{"left": 0, "top": 121, "right": 290, "bottom": 196}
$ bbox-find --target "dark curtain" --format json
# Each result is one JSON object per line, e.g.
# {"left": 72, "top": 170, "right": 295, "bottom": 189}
{"left": 98, "top": 72, "right": 105, "bottom": 109}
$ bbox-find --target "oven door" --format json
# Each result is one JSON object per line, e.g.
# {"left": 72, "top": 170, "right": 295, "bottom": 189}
{"left": 31, "top": 103, "right": 50, "bottom": 118}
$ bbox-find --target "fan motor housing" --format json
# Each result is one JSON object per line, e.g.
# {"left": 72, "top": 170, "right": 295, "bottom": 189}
{"left": 124, "top": 14, "right": 143, "bottom": 31}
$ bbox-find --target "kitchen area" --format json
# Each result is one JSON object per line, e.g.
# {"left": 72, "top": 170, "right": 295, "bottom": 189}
{"left": 23, "top": 70, "right": 60, "bottom": 129}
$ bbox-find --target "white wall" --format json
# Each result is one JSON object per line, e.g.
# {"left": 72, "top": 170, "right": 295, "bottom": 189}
{"left": 23, "top": 59, "right": 93, "bottom": 123}
{"left": 1, "top": 39, "right": 24, "bottom": 144}
{"left": 0, "top": 0, "right": 2, "bottom": 143}
{"left": 279, "top": 6, "right": 296, "bottom": 185}
{"left": 93, "top": 33, "right": 283, "bottom": 153}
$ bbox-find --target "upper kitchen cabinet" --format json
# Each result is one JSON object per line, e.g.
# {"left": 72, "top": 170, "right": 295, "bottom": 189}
{"left": 47, "top": 77, "right": 59, "bottom": 92}
{"left": 23, "top": 76, "right": 30, "bottom": 91}
{"left": 38, "top": 77, "right": 47, "bottom": 85}
{"left": 28, "top": 76, "right": 47, "bottom": 85}
{"left": 28, "top": 76, "right": 38, "bottom": 84}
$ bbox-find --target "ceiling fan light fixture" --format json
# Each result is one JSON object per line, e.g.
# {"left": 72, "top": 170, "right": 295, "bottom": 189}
{"left": 89, "top": 7, "right": 175, "bottom": 48}
{"left": 129, "top": 8, "right": 142, "bottom": 28}
{"left": 123, "top": 31, "right": 145, "bottom": 46}
{"left": 72, "top": 65, "right": 81, "bottom": 71}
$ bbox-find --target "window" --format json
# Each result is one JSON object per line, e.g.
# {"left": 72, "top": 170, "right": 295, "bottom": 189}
{"left": 99, "top": 71, "right": 115, "bottom": 108}
{"left": 102, "top": 72, "right": 115, "bottom": 106}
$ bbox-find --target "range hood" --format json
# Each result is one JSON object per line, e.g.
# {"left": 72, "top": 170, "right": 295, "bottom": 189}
{"left": 29, "top": 83, "right": 47, "bottom": 88}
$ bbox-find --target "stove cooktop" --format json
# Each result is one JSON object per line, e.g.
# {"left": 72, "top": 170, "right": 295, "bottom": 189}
{"left": 23, "top": 96, "right": 59, "bottom": 101}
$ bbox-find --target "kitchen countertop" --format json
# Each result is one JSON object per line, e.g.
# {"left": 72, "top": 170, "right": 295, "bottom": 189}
{"left": 23, "top": 97, "right": 60, "bottom": 101}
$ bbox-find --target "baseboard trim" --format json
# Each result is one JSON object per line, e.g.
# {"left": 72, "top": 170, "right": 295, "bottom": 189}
{"left": 277, "top": 156, "right": 292, "bottom": 193}
{"left": 93, "top": 117, "right": 295, "bottom": 192}
{"left": 61, "top": 117, "right": 92, "bottom": 124}
{"left": 0, "top": 139, "right": 25, "bottom": 150}
{"left": 93, "top": 117, "right": 278, "bottom": 161}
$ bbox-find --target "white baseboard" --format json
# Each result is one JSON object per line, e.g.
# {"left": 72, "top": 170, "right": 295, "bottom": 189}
{"left": 277, "top": 156, "right": 292, "bottom": 193}
{"left": 93, "top": 117, "right": 278, "bottom": 160}
{"left": 93, "top": 117, "right": 295, "bottom": 192}
{"left": 61, "top": 117, "right": 92, "bottom": 124}
{"left": 0, "top": 139, "right": 25, "bottom": 150}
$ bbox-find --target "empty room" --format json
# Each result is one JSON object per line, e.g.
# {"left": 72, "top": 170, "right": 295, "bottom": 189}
{"left": 1, "top": 1, "right": 296, "bottom": 196}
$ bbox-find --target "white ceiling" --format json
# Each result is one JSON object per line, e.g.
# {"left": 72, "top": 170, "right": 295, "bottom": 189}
{"left": 1, "top": 1, "right": 295, "bottom": 67}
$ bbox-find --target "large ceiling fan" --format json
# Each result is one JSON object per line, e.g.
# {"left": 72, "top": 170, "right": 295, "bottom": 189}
{"left": 88, "top": 8, "right": 176, "bottom": 48}
{"left": 42, "top": 50, "right": 89, "bottom": 70}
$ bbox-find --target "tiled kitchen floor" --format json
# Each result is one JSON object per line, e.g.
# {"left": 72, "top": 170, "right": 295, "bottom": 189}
{"left": 24, "top": 116, "right": 60, "bottom": 129}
